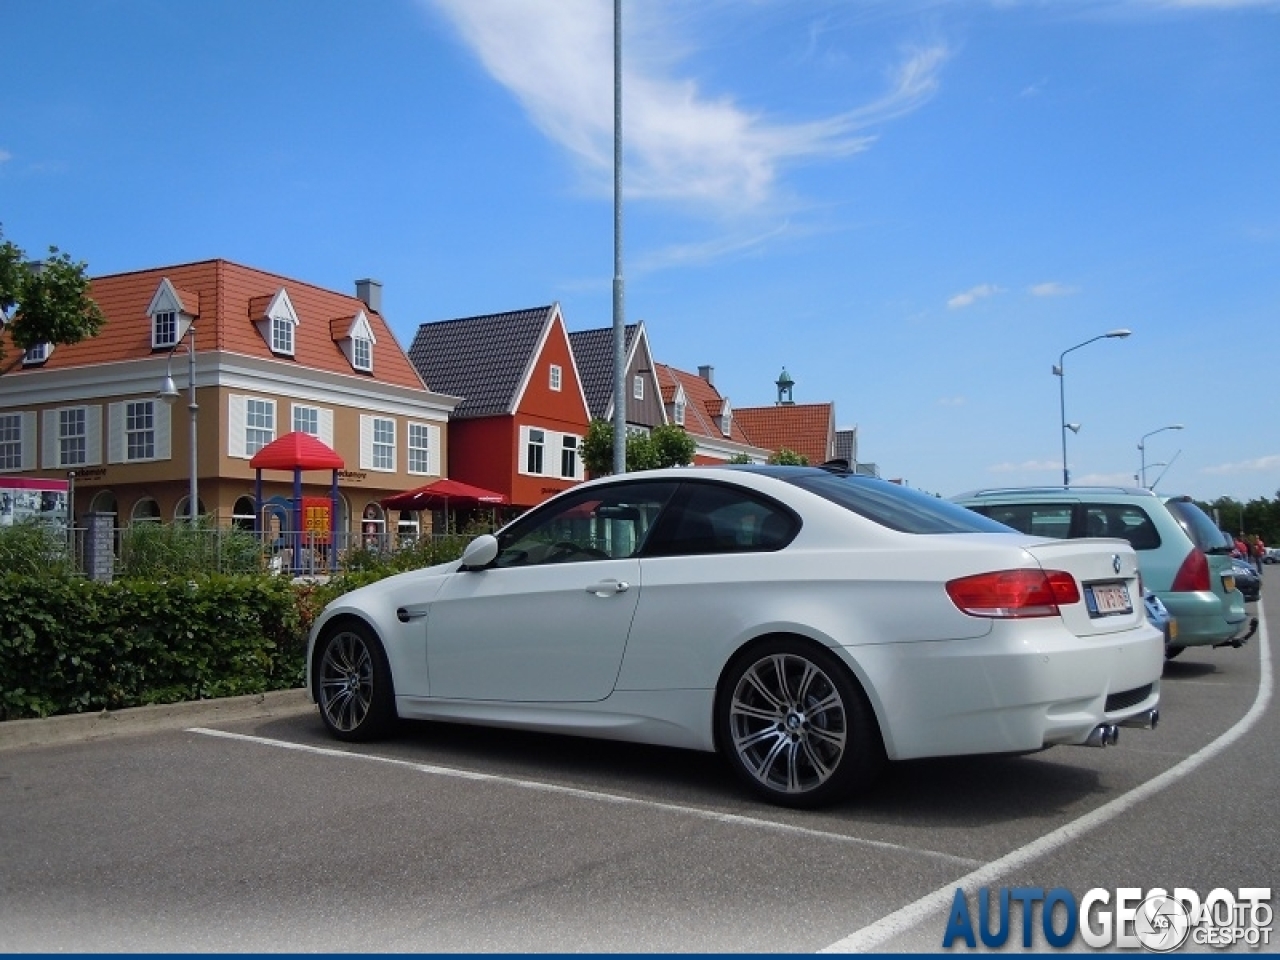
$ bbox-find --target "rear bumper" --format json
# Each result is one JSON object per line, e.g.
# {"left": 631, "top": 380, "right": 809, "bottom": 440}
{"left": 1156, "top": 590, "right": 1244, "bottom": 647}
{"left": 844, "top": 620, "right": 1164, "bottom": 761}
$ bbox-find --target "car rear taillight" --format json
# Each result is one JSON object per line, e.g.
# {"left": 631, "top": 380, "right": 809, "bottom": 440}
{"left": 1170, "top": 549, "right": 1210, "bottom": 592}
{"left": 945, "top": 569, "right": 1082, "bottom": 618}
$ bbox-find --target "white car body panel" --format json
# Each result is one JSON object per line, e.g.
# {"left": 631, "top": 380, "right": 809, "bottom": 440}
{"left": 307, "top": 466, "right": 1163, "bottom": 768}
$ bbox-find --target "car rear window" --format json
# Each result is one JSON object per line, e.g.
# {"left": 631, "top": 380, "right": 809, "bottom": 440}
{"left": 1163, "top": 498, "right": 1232, "bottom": 554}
{"left": 788, "top": 473, "right": 1011, "bottom": 534}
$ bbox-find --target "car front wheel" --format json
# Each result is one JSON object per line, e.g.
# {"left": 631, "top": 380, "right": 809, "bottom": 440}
{"left": 314, "top": 620, "right": 396, "bottom": 741}
{"left": 717, "top": 640, "right": 883, "bottom": 808}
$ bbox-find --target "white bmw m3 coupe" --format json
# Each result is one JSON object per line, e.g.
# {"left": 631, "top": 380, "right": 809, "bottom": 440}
{"left": 307, "top": 465, "right": 1163, "bottom": 807}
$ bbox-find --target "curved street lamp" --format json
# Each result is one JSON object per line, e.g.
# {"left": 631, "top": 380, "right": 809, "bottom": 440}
{"left": 1053, "top": 329, "right": 1131, "bottom": 485}
{"left": 158, "top": 322, "right": 199, "bottom": 522}
{"left": 1139, "top": 423, "right": 1184, "bottom": 488}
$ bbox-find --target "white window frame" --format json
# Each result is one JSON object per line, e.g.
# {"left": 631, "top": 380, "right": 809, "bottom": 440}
{"left": 359, "top": 415, "right": 397, "bottom": 472}
{"left": 560, "top": 435, "right": 580, "bottom": 480}
{"left": 271, "top": 315, "right": 294, "bottom": 356}
{"left": 549, "top": 364, "right": 562, "bottom": 392}
{"left": 22, "top": 342, "right": 51, "bottom": 365}
{"left": 42, "top": 406, "right": 102, "bottom": 469}
{"left": 352, "top": 335, "right": 372, "bottom": 372}
{"left": 518, "top": 426, "right": 582, "bottom": 480}
{"left": 110, "top": 401, "right": 169, "bottom": 464}
{"left": 0, "top": 412, "right": 35, "bottom": 472}
{"left": 245, "top": 397, "right": 276, "bottom": 456}
{"left": 153, "top": 310, "right": 178, "bottom": 349}
{"left": 633, "top": 374, "right": 644, "bottom": 400}
{"left": 124, "top": 400, "right": 158, "bottom": 462}
{"left": 525, "top": 427, "right": 545, "bottom": 475}
{"left": 407, "top": 422, "right": 441, "bottom": 476}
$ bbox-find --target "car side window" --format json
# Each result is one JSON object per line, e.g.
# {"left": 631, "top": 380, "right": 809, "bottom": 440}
{"left": 643, "top": 482, "right": 799, "bottom": 557}
{"left": 1093, "top": 505, "right": 1161, "bottom": 551}
{"left": 981, "top": 504, "right": 1072, "bottom": 539}
{"left": 494, "top": 481, "right": 677, "bottom": 567}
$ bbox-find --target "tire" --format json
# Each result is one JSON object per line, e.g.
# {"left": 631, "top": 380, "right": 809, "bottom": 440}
{"left": 314, "top": 620, "right": 396, "bottom": 741}
{"left": 716, "top": 639, "right": 884, "bottom": 808}
{"left": 1165, "top": 644, "right": 1185, "bottom": 660}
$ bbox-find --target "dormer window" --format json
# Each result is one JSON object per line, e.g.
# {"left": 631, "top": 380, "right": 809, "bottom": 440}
{"left": 146, "top": 278, "right": 198, "bottom": 350}
{"left": 154, "top": 311, "right": 178, "bottom": 348}
{"left": 333, "top": 310, "right": 376, "bottom": 373}
{"left": 672, "top": 387, "right": 686, "bottom": 426}
{"left": 720, "top": 400, "right": 733, "bottom": 437}
{"left": 352, "top": 334, "right": 372, "bottom": 371}
{"left": 271, "top": 315, "right": 294, "bottom": 355}
{"left": 251, "top": 288, "right": 299, "bottom": 358}
{"left": 22, "top": 342, "right": 52, "bottom": 366}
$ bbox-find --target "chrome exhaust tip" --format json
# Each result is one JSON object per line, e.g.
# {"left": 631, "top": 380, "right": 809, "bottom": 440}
{"left": 1084, "top": 723, "right": 1118, "bottom": 748}
{"left": 1118, "top": 708, "right": 1159, "bottom": 730}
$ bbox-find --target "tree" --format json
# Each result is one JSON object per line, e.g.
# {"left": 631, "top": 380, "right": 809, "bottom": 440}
{"left": 726, "top": 453, "right": 753, "bottom": 464}
{"left": 581, "top": 419, "right": 695, "bottom": 476}
{"left": 0, "top": 225, "right": 105, "bottom": 366}
{"left": 768, "top": 447, "right": 809, "bottom": 466}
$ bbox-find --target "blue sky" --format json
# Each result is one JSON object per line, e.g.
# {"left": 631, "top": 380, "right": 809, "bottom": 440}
{"left": 4, "top": 0, "right": 1278, "bottom": 503}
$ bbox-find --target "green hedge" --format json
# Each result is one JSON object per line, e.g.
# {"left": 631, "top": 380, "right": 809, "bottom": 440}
{"left": 0, "top": 573, "right": 305, "bottom": 720}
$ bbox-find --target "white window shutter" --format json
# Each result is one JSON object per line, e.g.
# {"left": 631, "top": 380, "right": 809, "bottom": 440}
{"left": 156, "top": 401, "right": 172, "bottom": 461}
{"left": 85, "top": 405, "right": 103, "bottom": 466}
{"left": 20, "top": 412, "right": 36, "bottom": 470}
{"left": 359, "top": 414, "right": 374, "bottom": 470}
{"left": 107, "top": 403, "right": 124, "bottom": 464}
{"left": 228, "top": 395, "right": 247, "bottom": 459}
{"left": 517, "top": 425, "right": 530, "bottom": 476}
{"left": 319, "top": 407, "right": 334, "bottom": 448}
{"left": 428, "top": 424, "right": 441, "bottom": 476}
{"left": 41, "top": 410, "right": 58, "bottom": 468}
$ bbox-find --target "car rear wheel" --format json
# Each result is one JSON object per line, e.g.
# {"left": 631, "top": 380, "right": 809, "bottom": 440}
{"left": 315, "top": 620, "right": 396, "bottom": 741}
{"left": 717, "top": 639, "right": 883, "bottom": 808}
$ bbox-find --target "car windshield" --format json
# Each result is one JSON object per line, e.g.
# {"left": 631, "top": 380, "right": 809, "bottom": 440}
{"left": 1164, "top": 498, "right": 1233, "bottom": 554}
{"left": 785, "top": 472, "right": 1013, "bottom": 534}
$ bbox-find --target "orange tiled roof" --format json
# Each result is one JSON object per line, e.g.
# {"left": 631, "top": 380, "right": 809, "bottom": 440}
{"left": 734, "top": 403, "right": 836, "bottom": 465}
{"left": 653, "top": 363, "right": 755, "bottom": 445}
{"left": 2, "top": 259, "right": 426, "bottom": 391}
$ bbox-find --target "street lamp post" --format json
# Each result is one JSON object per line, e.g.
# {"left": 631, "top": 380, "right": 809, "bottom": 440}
{"left": 1053, "top": 329, "right": 1131, "bottom": 485}
{"left": 1138, "top": 424, "right": 1184, "bottom": 489}
{"left": 158, "top": 323, "right": 198, "bottom": 522}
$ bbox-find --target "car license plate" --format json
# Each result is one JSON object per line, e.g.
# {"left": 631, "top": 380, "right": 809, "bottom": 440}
{"left": 1086, "top": 582, "right": 1132, "bottom": 617}
{"left": 1167, "top": 619, "right": 1178, "bottom": 640}
{"left": 1222, "top": 575, "right": 1236, "bottom": 592}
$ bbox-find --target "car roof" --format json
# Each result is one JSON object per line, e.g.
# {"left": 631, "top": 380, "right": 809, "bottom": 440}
{"left": 951, "top": 485, "right": 1159, "bottom": 501}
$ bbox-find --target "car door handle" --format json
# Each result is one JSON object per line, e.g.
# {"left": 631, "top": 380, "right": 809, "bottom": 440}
{"left": 586, "top": 579, "right": 629, "bottom": 596}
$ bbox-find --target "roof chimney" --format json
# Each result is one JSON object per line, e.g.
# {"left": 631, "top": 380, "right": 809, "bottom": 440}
{"left": 355, "top": 278, "right": 382, "bottom": 313}
{"left": 698, "top": 364, "right": 715, "bottom": 386}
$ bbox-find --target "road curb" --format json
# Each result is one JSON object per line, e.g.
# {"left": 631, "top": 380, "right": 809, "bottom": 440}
{"left": 0, "top": 688, "right": 314, "bottom": 752}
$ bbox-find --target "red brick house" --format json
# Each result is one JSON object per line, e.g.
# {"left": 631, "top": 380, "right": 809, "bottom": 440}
{"left": 407, "top": 304, "right": 591, "bottom": 510}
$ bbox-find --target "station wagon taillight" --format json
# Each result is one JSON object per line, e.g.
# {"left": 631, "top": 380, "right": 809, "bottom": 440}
{"left": 1170, "top": 549, "right": 1210, "bottom": 592}
{"left": 946, "top": 569, "right": 1081, "bottom": 618}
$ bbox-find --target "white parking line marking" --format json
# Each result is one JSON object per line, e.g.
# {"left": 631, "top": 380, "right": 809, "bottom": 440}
{"left": 186, "top": 726, "right": 980, "bottom": 868}
{"left": 822, "top": 602, "right": 1272, "bottom": 952}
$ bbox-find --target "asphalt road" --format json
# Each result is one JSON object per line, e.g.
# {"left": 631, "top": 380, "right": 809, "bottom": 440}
{"left": 1, "top": 579, "right": 1275, "bottom": 953}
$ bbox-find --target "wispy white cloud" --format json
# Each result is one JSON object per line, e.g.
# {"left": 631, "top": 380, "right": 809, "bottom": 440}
{"left": 989, "top": 459, "right": 1059, "bottom": 473}
{"left": 422, "top": 0, "right": 948, "bottom": 213}
{"left": 1202, "top": 454, "right": 1280, "bottom": 475}
{"left": 0, "top": 149, "right": 11, "bottom": 165}
{"left": 1029, "top": 281, "right": 1079, "bottom": 297}
{"left": 937, "top": 395, "right": 967, "bottom": 407}
{"left": 947, "top": 283, "right": 1002, "bottom": 309}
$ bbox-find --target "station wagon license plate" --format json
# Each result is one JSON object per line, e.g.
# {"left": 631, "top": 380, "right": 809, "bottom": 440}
{"left": 1086, "top": 582, "right": 1132, "bottom": 617}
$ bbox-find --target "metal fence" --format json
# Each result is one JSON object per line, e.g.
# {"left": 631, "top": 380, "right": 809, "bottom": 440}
{"left": 53, "top": 524, "right": 474, "bottom": 580}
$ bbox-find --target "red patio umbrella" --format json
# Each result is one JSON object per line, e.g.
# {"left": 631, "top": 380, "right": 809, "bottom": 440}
{"left": 380, "top": 478, "right": 509, "bottom": 533}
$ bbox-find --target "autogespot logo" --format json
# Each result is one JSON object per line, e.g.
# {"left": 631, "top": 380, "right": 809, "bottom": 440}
{"left": 942, "top": 886, "right": 1273, "bottom": 951}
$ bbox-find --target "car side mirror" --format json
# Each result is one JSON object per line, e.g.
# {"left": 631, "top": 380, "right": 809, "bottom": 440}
{"left": 459, "top": 534, "right": 499, "bottom": 570}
